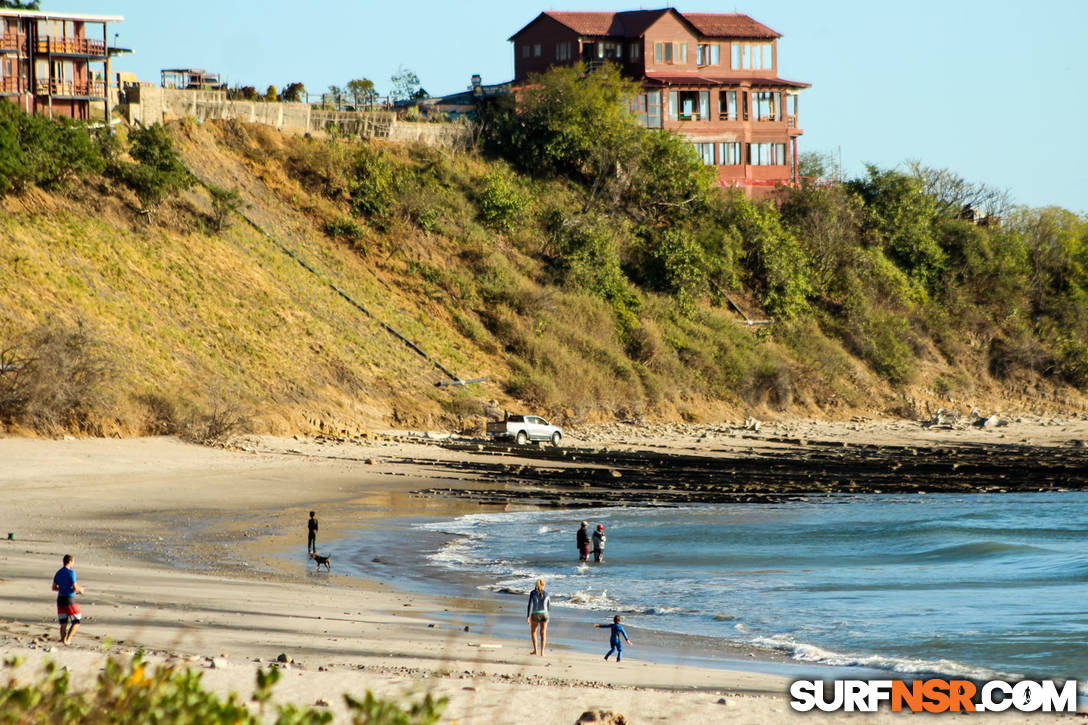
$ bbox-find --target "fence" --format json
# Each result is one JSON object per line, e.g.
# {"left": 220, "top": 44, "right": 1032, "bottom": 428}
{"left": 117, "top": 86, "right": 472, "bottom": 149}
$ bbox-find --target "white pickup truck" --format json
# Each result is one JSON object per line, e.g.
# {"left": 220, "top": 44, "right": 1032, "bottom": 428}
{"left": 486, "top": 415, "right": 563, "bottom": 446}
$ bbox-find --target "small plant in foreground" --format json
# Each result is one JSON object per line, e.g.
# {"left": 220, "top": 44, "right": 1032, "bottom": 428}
{"left": 0, "top": 652, "right": 447, "bottom": 725}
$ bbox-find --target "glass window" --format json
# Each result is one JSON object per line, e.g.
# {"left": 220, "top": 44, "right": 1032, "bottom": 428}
{"left": 742, "top": 44, "right": 750, "bottom": 69}
{"left": 678, "top": 43, "right": 688, "bottom": 64}
{"left": 719, "top": 90, "right": 737, "bottom": 120}
{"left": 754, "top": 91, "right": 777, "bottom": 121}
{"left": 630, "top": 42, "right": 640, "bottom": 60}
{"left": 718, "top": 142, "right": 743, "bottom": 165}
{"left": 522, "top": 45, "right": 529, "bottom": 58}
{"left": 711, "top": 44, "right": 720, "bottom": 65}
{"left": 533, "top": 44, "right": 541, "bottom": 57}
{"left": 646, "top": 90, "right": 661, "bottom": 128}
{"left": 664, "top": 42, "right": 672, "bottom": 63}
{"left": 749, "top": 142, "right": 787, "bottom": 165}
{"left": 655, "top": 42, "right": 663, "bottom": 63}
{"left": 731, "top": 43, "right": 741, "bottom": 68}
{"left": 693, "top": 142, "right": 715, "bottom": 165}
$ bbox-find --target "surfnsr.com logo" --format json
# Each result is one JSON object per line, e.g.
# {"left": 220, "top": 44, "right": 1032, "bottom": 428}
{"left": 789, "top": 679, "right": 1078, "bottom": 713}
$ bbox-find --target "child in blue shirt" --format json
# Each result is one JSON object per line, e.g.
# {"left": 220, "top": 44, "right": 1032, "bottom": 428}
{"left": 595, "top": 615, "right": 632, "bottom": 661}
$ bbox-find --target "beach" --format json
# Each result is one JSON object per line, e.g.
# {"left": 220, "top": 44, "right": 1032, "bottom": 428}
{"left": 1, "top": 420, "right": 1086, "bottom": 723}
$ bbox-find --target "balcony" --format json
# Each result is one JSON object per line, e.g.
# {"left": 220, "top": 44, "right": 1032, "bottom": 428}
{"left": 34, "top": 79, "right": 105, "bottom": 97}
{"left": 0, "top": 32, "right": 27, "bottom": 53}
{"left": 35, "top": 36, "right": 107, "bottom": 57}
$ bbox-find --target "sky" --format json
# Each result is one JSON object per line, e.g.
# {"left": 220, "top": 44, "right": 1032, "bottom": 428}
{"left": 42, "top": 0, "right": 1088, "bottom": 212}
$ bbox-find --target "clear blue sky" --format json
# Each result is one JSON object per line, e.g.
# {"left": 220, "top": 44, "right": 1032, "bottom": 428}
{"left": 45, "top": 0, "right": 1087, "bottom": 212}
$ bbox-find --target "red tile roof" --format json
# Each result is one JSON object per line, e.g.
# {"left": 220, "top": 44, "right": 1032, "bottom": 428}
{"left": 683, "top": 13, "right": 779, "bottom": 39}
{"left": 511, "top": 9, "right": 781, "bottom": 40}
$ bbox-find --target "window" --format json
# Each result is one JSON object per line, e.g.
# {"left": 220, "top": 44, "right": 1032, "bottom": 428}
{"left": 533, "top": 44, "right": 541, "bottom": 57}
{"left": 693, "top": 142, "right": 715, "bottom": 165}
{"left": 655, "top": 42, "right": 663, "bottom": 63}
{"left": 677, "top": 42, "right": 688, "bottom": 64}
{"left": 670, "top": 90, "right": 710, "bottom": 121}
{"left": 597, "top": 41, "right": 622, "bottom": 59}
{"left": 629, "top": 42, "right": 640, "bottom": 61}
{"left": 718, "top": 142, "right": 743, "bottom": 165}
{"left": 719, "top": 90, "right": 737, "bottom": 120}
{"left": 748, "top": 142, "right": 787, "bottom": 165}
{"left": 697, "top": 44, "right": 720, "bottom": 66}
{"left": 556, "top": 42, "right": 572, "bottom": 61}
{"left": 664, "top": 42, "right": 673, "bottom": 63}
{"left": 522, "top": 45, "right": 529, "bottom": 58}
{"left": 731, "top": 42, "right": 774, "bottom": 70}
{"left": 753, "top": 91, "right": 779, "bottom": 121}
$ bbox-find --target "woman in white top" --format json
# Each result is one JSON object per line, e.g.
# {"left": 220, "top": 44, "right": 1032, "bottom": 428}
{"left": 526, "top": 577, "right": 550, "bottom": 656}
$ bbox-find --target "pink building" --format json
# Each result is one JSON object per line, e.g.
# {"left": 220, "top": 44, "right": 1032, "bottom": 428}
{"left": 509, "top": 9, "right": 809, "bottom": 195}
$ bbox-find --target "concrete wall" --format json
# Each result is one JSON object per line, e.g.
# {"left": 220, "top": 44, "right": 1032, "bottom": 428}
{"left": 118, "top": 86, "right": 471, "bottom": 149}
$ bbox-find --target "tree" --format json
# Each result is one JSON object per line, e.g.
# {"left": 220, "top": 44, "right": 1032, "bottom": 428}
{"left": 389, "top": 66, "right": 422, "bottom": 104}
{"left": 279, "top": 82, "right": 305, "bottom": 103}
{"left": 345, "top": 78, "right": 377, "bottom": 109}
{"left": 264, "top": 85, "right": 277, "bottom": 102}
{"left": 0, "top": 1, "right": 41, "bottom": 9}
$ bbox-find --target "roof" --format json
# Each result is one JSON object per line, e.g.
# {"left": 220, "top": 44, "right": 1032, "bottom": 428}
{"left": 510, "top": 9, "right": 779, "bottom": 41}
{"left": 683, "top": 13, "right": 779, "bottom": 39}
{"left": 644, "top": 72, "right": 810, "bottom": 89}
{"left": 0, "top": 9, "right": 123, "bottom": 22}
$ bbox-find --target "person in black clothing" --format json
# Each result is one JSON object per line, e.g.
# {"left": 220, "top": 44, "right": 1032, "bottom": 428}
{"left": 307, "top": 511, "right": 318, "bottom": 554}
{"left": 576, "top": 520, "right": 590, "bottom": 562}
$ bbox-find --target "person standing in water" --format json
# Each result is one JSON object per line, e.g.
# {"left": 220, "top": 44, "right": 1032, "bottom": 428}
{"left": 307, "top": 511, "right": 319, "bottom": 554}
{"left": 595, "top": 615, "right": 632, "bottom": 661}
{"left": 592, "top": 524, "right": 606, "bottom": 562}
{"left": 526, "top": 577, "right": 550, "bottom": 656}
{"left": 576, "top": 521, "right": 590, "bottom": 562}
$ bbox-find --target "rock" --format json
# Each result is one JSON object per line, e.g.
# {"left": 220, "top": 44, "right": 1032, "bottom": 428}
{"left": 315, "top": 699, "right": 330, "bottom": 707}
{"left": 463, "top": 625, "right": 471, "bottom": 632}
{"left": 576, "top": 711, "right": 628, "bottom": 724}
{"left": 609, "top": 470, "right": 622, "bottom": 478}
{"left": 366, "top": 458, "right": 377, "bottom": 465}
{"left": 276, "top": 653, "right": 289, "bottom": 663}
{"left": 428, "top": 623, "right": 438, "bottom": 628}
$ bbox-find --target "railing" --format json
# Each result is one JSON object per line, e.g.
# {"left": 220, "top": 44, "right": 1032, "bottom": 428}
{"left": 0, "top": 32, "right": 27, "bottom": 52}
{"left": 34, "top": 79, "right": 105, "bottom": 97}
{"left": 35, "top": 36, "right": 107, "bottom": 56}
{"left": 0, "top": 76, "right": 18, "bottom": 93}
{"left": 787, "top": 114, "right": 797, "bottom": 128}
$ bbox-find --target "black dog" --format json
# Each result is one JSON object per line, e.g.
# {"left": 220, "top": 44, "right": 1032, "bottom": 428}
{"left": 310, "top": 552, "right": 331, "bottom": 571}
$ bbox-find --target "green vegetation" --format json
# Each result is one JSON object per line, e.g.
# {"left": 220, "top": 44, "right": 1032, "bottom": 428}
{"left": 1, "top": 64, "right": 1086, "bottom": 434}
{"left": 0, "top": 652, "right": 446, "bottom": 724}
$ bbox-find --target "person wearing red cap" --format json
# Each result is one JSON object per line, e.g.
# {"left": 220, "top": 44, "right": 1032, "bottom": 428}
{"left": 592, "top": 524, "right": 606, "bottom": 563}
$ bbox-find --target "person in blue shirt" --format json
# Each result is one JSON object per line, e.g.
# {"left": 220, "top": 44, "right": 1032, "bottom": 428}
{"left": 52, "top": 554, "right": 85, "bottom": 645}
{"left": 595, "top": 615, "right": 632, "bottom": 661}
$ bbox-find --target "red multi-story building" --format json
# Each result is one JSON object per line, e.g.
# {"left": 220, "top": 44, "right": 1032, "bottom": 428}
{"left": 0, "top": 8, "right": 122, "bottom": 120}
{"left": 509, "top": 9, "right": 809, "bottom": 194}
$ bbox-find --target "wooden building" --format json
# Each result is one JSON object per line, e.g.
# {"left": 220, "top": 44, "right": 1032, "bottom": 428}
{"left": 0, "top": 8, "right": 123, "bottom": 120}
{"left": 509, "top": 9, "right": 809, "bottom": 194}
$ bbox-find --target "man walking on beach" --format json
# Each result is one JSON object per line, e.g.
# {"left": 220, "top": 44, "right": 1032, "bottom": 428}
{"left": 52, "top": 554, "right": 84, "bottom": 645}
{"left": 307, "top": 511, "right": 319, "bottom": 554}
{"left": 577, "top": 521, "right": 590, "bottom": 562}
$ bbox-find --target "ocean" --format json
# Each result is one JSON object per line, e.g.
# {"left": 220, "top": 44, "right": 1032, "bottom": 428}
{"left": 338, "top": 492, "right": 1088, "bottom": 684}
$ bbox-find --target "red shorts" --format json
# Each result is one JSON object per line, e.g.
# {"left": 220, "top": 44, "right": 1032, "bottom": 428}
{"left": 57, "top": 598, "right": 81, "bottom": 622}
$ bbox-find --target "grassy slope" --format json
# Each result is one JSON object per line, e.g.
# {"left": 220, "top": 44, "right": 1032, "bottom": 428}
{"left": 0, "top": 120, "right": 1082, "bottom": 436}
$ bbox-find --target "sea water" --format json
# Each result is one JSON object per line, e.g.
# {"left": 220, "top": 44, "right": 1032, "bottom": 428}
{"left": 404, "top": 493, "right": 1088, "bottom": 683}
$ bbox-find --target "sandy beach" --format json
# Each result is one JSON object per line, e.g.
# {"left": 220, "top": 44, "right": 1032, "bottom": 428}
{"left": 2, "top": 419, "right": 1086, "bottom": 723}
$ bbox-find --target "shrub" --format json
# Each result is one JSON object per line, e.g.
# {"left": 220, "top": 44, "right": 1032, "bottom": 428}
{"left": 0, "top": 324, "right": 112, "bottom": 434}
{"left": 110, "top": 123, "right": 192, "bottom": 213}
{"left": 477, "top": 168, "right": 527, "bottom": 232}
{"left": 348, "top": 145, "right": 397, "bottom": 219}
{"left": 206, "top": 184, "right": 243, "bottom": 231}
{"left": 0, "top": 652, "right": 447, "bottom": 725}
{"left": 0, "top": 101, "right": 106, "bottom": 193}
